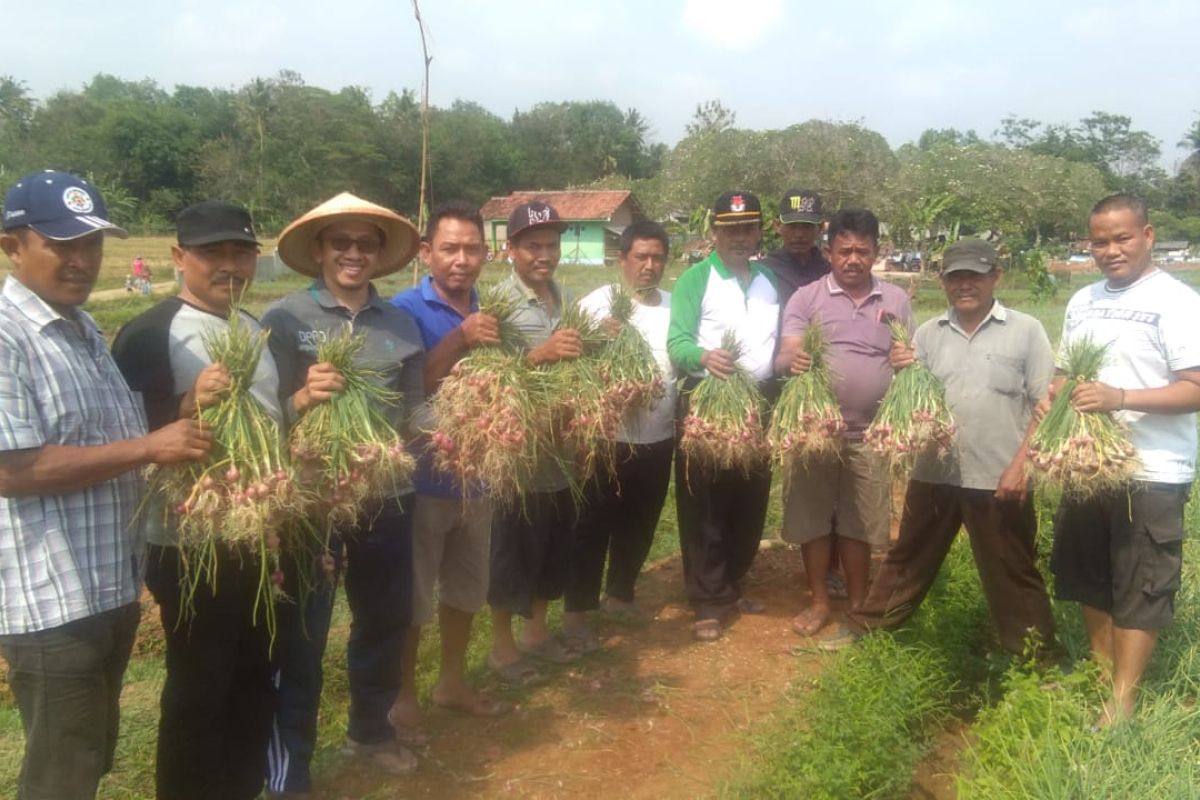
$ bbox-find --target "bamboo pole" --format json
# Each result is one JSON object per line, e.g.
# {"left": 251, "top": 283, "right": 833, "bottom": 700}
{"left": 411, "top": 0, "right": 432, "bottom": 286}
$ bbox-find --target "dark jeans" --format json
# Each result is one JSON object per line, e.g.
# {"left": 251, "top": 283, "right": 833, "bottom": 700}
{"left": 266, "top": 495, "right": 414, "bottom": 794}
{"left": 849, "top": 481, "right": 1056, "bottom": 654}
{"left": 144, "top": 544, "right": 274, "bottom": 800}
{"left": 565, "top": 438, "right": 674, "bottom": 611}
{"left": 0, "top": 601, "right": 139, "bottom": 800}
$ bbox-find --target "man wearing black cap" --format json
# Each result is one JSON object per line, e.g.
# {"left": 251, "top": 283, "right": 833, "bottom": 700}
{"left": 488, "top": 200, "right": 588, "bottom": 680}
{"left": 821, "top": 239, "right": 1057, "bottom": 654}
{"left": 0, "top": 171, "right": 211, "bottom": 800}
{"left": 668, "top": 190, "right": 779, "bottom": 641}
{"left": 111, "top": 200, "right": 282, "bottom": 800}
{"left": 761, "top": 188, "right": 830, "bottom": 303}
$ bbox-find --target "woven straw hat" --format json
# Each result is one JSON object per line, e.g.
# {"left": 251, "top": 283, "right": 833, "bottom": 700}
{"left": 276, "top": 192, "right": 419, "bottom": 278}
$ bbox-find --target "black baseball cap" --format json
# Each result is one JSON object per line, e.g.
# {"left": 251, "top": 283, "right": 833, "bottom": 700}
{"left": 712, "top": 191, "right": 762, "bottom": 226}
{"left": 507, "top": 201, "right": 568, "bottom": 240}
{"left": 176, "top": 201, "right": 259, "bottom": 247}
{"left": 779, "top": 189, "right": 823, "bottom": 224}
{"left": 2, "top": 170, "right": 128, "bottom": 240}
{"left": 943, "top": 239, "right": 998, "bottom": 274}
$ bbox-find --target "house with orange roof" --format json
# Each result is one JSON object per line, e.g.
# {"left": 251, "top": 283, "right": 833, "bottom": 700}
{"left": 479, "top": 190, "right": 643, "bottom": 266}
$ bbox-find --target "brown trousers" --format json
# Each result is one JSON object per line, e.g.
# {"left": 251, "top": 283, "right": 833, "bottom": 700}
{"left": 848, "top": 480, "right": 1055, "bottom": 654}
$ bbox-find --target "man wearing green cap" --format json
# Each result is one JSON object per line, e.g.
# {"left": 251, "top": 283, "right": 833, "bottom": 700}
{"left": 820, "top": 239, "right": 1057, "bottom": 655}
{"left": 761, "top": 188, "right": 830, "bottom": 304}
{"left": 668, "top": 190, "right": 779, "bottom": 641}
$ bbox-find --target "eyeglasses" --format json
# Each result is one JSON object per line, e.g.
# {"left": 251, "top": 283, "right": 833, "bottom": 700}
{"left": 326, "top": 234, "right": 383, "bottom": 255}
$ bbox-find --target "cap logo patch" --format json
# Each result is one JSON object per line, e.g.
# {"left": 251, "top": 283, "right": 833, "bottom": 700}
{"left": 730, "top": 195, "right": 745, "bottom": 212}
{"left": 62, "top": 187, "right": 94, "bottom": 214}
{"left": 527, "top": 207, "right": 552, "bottom": 225}
{"left": 791, "top": 196, "right": 816, "bottom": 212}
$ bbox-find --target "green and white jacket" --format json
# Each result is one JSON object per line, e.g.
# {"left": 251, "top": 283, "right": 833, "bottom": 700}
{"left": 667, "top": 252, "right": 779, "bottom": 381}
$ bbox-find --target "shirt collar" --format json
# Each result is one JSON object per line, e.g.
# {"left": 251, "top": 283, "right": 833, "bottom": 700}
{"left": 709, "top": 252, "right": 770, "bottom": 286}
{"left": 508, "top": 269, "right": 562, "bottom": 308}
{"left": 309, "top": 278, "right": 388, "bottom": 313}
{"left": 419, "top": 274, "right": 479, "bottom": 312}
{"left": 936, "top": 299, "right": 1008, "bottom": 328}
{"left": 2, "top": 275, "right": 98, "bottom": 333}
{"left": 824, "top": 273, "right": 882, "bottom": 299}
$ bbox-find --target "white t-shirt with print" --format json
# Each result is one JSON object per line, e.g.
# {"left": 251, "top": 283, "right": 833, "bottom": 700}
{"left": 1060, "top": 269, "right": 1200, "bottom": 483}
{"left": 581, "top": 285, "right": 677, "bottom": 444}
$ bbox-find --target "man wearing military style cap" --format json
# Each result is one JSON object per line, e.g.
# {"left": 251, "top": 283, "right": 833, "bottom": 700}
{"left": 820, "top": 238, "right": 1058, "bottom": 656}
{"left": 668, "top": 190, "right": 779, "bottom": 641}
{"left": 761, "top": 188, "right": 831, "bottom": 303}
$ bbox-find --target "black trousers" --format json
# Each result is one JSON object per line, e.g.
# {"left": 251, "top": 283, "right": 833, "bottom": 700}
{"left": 488, "top": 488, "right": 576, "bottom": 618}
{"left": 565, "top": 438, "right": 674, "bottom": 611}
{"left": 145, "top": 543, "right": 274, "bottom": 800}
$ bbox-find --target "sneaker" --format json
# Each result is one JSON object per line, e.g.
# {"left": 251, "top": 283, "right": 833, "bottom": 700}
{"left": 340, "top": 736, "right": 419, "bottom": 776}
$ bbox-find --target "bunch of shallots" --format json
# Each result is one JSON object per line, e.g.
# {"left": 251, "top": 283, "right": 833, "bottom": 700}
{"left": 146, "top": 310, "right": 306, "bottom": 642}
{"left": 289, "top": 328, "right": 416, "bottom": 527}
{"left": 768, "top": 320, "right": 845, "bottom": 466}
{"left": 863, "top": 317, "right": 955, "bottom": 470}
{"left": 593, "top": 285, "right": 666, "bottom": 424}
{"left": 680, "top": 330, "right": 767, "bottom": 475}
{"left": 431, "top": 285, "right": 550, "bottom": 502}
{"left": 539, "top": 298, "right": 614, "bottom": 480}
{"left": 1027, "top": 336, "right": 1138, "bottom": 496}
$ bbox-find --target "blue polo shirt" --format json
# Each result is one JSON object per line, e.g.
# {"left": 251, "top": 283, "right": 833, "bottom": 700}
{"left": 391, "top": 276, "right": 481, "bottom": 498}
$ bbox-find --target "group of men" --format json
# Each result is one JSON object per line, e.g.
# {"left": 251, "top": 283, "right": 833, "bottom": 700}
{"left": 0, "top": 165, "right": 1195, "bottom": 800}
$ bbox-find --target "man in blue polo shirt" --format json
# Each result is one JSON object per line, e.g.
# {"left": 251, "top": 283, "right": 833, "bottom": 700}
{"left": 389, "top": 201, "right": 508, "bottom": 741}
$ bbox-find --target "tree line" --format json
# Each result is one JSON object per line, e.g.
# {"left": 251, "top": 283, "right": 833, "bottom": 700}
{"left": 1, "top": 72, "right": 1198, "bottom": 248}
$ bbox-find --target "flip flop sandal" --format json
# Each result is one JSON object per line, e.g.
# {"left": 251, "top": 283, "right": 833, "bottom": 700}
{"left": 791, "top": 607, "right": 830, "bottom": 637}
{"left": 737, "top": 597, "right": 767, "bottom": 614}
{"left": 691, "top": 619, "right": 722, "bottom": 642}
{"left": 560, "top": 631, "right": 603, "bottom": 656}
{"left": 385, "top": 709, "right": 430, "bottom": 748}
{"left": 516, "top": 635, "right": 581, "bottom": 664}
{"left": 486, "top": 654, "right": 545, "bottom": 687}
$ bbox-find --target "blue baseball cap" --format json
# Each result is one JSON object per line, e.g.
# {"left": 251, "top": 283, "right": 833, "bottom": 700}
{"left": 2, "top": 170, "right": 128, "bottom": 240}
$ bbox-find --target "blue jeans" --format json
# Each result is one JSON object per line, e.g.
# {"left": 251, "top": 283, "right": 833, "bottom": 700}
{"left": 266, "top": 495, "right": 414, "bottom": 794}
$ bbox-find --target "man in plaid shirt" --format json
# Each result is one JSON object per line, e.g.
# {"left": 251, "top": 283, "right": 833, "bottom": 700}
{"left": 0, "top": 171, "right": 210, "bottom": 800}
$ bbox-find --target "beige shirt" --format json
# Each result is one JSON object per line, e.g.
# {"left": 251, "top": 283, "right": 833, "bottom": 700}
{"left": 910, "top": 302, "right": 1054, "bottom": 491}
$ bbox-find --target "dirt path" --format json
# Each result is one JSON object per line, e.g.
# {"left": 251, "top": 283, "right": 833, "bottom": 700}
{"left": 88, "top": 281, "right": 176, "bottom": 302}
{"left": 314, "top": 543, "right": 825, "bottom": 800}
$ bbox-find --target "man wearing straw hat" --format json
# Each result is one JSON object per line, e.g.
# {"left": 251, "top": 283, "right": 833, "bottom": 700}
{"left": 0, "top": 171, "right": 211, "bottom": 800}
{"left": 262, "top": 193, "right": 427, "bottom": 794}
{"left": 112, "top": 199, "right": 282, "bottom": 800}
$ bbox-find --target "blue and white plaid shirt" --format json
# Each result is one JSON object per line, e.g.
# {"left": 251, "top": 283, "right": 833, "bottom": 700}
{"left": 0, "top": 276, "right": 148, "bottom": 634}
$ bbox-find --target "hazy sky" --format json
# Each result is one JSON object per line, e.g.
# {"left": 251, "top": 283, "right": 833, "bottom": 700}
{"left": 7, "top": 0, "right": 1198, "bottom": 168}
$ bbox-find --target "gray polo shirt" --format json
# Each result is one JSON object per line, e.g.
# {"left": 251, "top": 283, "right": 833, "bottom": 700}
{"left": 910, "top": 301, "right": 1053, "bottom": 491}
{"left": 495, "top": 273, "right": 572, "bottom": 493}
{"left": 261, "top": 281, "right": 430, "bottom": 496}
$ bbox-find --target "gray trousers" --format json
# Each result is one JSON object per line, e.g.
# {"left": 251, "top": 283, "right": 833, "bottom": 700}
{"left": 0, "top": 602, "right": 140, "bottom": 800}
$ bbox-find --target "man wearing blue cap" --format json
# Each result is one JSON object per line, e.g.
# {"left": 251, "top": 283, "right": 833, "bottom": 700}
{"left": 0, "top": 170, "right": 212, "bottom": 799}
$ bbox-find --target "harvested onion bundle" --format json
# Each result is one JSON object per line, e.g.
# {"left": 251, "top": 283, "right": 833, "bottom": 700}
{"left": 289, "top": 328, "right": 416, "bottom": 527}
{"left": 1027, "top": 337, "right": 1138, "bottom": 496}
{"left": 431, "top": 285, "right": 550, "bottom": 502}
{"left": 768, "top": 320, "right": 845, "bottom": 466}
{"left": 594, "top": 285, "right": 666, "bottom": 425}
{"left": 863, "top": 317, "right": 955, "bottom": 470}
{"left": 146, "top": 310, "right": 303, "bottom": 639}
{"left": 541, "top": 297, "right": 618, "bottom": 480}
{"left": 680, "top": 330, "right": 767, "bottom": 475}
